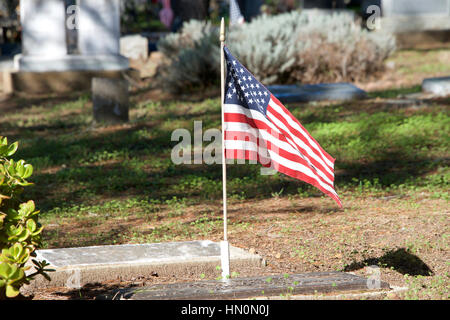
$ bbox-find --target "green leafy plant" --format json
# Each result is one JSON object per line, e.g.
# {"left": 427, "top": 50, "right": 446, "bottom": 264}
{"left": 0, "top": 136, "right": 52, "bottom": 299}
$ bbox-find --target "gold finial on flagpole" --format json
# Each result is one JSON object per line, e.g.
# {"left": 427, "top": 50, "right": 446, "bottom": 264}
{"left": 220, "top": 17, "right": 226, "bottom": 43}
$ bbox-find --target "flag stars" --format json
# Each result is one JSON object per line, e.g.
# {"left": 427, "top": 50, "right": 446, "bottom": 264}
{"left": 224, "top": 51, "right": 270, "bottom": 114}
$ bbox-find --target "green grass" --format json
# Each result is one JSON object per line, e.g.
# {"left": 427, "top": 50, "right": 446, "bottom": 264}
{"left": 1, "top": 95, "right": 448, "bottom": 221}
{"left": 1, "top": 85, "right": 449, "bottom": 300}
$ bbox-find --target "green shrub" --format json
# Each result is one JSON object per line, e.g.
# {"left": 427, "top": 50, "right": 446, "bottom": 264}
{"left": 0, "top": 136, "right": 52, "bottom": 299}
{"left": 158, "top": 11, "right": 396, "bottom": 92}
{"left": 158, "top": 20, "right": 221, "bottom": 92}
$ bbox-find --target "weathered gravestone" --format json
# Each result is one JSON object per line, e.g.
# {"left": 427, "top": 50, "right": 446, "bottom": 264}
{"left": 16, "top": 0, "right": 129, "bottom": 72}
{"left": 422, "top": 76, "right": 450, "bottom": 96}
{"left": 120, "top": 34, "right": 149, "bottom": 61}
{"left": 381, "top": 0, "right": 450, "bottom": 33}
{"left": 92, "top": 78, "right": 129, "bottom": 123}
{"left": 267, "top": 83, "right": 368, "bottom": 103}
{"left": 19, "top": 0, "right": 67, "bottom": 63}
{"left": 100, "top": 272, "right": 390, "bottom": 300}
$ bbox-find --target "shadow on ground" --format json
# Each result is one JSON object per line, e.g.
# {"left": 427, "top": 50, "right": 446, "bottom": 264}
{"left": 2, "top": 90, "right": 447, "bottom": 218}
{"left": 344, "top": 248, "right": 434, "bottom": 276}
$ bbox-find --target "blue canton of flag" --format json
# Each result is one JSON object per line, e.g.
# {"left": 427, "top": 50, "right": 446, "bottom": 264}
{"left": 224, "top": 47, "right": 270, "bottom": 115}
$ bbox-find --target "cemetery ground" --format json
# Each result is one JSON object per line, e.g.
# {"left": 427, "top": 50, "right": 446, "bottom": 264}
{"left": 0, "top": 48, "right": 449, "bottom": 300}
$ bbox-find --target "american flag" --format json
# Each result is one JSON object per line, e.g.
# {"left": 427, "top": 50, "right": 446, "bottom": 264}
{"left": 223, "top": 47, "right": 342, "bottom": 208}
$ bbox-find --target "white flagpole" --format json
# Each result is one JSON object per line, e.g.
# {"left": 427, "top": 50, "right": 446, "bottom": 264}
{"left": 220, "top": 17, "right": 230, "bottom": 281}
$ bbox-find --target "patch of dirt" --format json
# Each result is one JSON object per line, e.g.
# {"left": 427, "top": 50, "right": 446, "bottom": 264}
{"left": 27, "top": 195, "right": 449, "bottom": 300}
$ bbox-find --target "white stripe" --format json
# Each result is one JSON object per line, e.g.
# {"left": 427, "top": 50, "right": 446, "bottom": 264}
{"left": 269, "top": 99, "right": 335, "bottom": 169}
{"left": 225, "top": 122, "right": 335, "bottom": 187}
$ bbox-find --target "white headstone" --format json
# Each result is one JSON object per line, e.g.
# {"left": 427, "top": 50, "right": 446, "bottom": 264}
{"left": 120, "top": 35, "right": 149, "bottom": 61}
{"left": 78, "top": 0, "right": 121, "bottom": 55}
{"left": 16, "top": 0, "right": 129, "bottom": 72}
{"left": 381, "top": 0, "right": 450, "bottom": 32}
{"left": 21, "top": 0, "right": 67, "bottom": 57}
{"left": 383, "top": 0, "right": 450, "bottom": 17}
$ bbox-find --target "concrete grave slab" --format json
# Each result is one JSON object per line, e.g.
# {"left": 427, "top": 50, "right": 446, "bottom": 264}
{"left": 26, "top": 241, "right": 262, "bottom": 289}
{"left": 99, "top": 272, "right": 390, "bottom": 300}
{"left": 422, "top": 76, "right": 450, "bottom": 96}
{"left": 267, "top": 83, "right": 367, "bottom": 103}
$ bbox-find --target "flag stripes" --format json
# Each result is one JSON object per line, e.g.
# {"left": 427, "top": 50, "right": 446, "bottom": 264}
{"left": 223, "top": 46, "right": 342, "bottom": 208}
{"left": 224, "top": 104, "right": 342, "bottom": 206}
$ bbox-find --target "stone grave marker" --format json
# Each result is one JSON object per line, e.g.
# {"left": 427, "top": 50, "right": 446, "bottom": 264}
{"left": 267, "top": 83, "right": 367, "bottom": 103}
{"left": 99, "top": 272, "right": 390, "bottom": 300}
{"left": 381, "top": 0, "right": 450, "bottom": 32}
{"left": 120, "top": 34, "right": 149, "bottom": 61}
{"left": 16, "top": 0, "right": 129, "bottom": 72}
{"left": 92, "top": 78, "right": 129, "bottom": 123}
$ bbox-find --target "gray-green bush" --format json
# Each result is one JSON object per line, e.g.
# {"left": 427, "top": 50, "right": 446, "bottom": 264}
{"left": 158, "top": 20, "right": 221, "bottom": 91}
{"left": 158, "top": 11, "right": 396, "bottom": 92}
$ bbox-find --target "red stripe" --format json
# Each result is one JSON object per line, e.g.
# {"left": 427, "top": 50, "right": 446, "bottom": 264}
{"left": 271, "top": 159, "right": 342, "bottom": 208}
{"left": 225, "top": 114, "right": 335, "bottom": 189}
{"left": 225, "top": 147, "right": 341, "bottom": 207}
{"left": 225, "top": 130, "right": 272, "bottom": 166}
{"left": 225, "top": 148, "right": 271, "bottom": 166}
{"left": 270, "top": 95, "right": 335, "bottom": 164}
{"left": 225, "top": 130, "right": 259, "bottom": 145}
{"left": 224, "top": 104, "right": 341, "bottom": 208}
